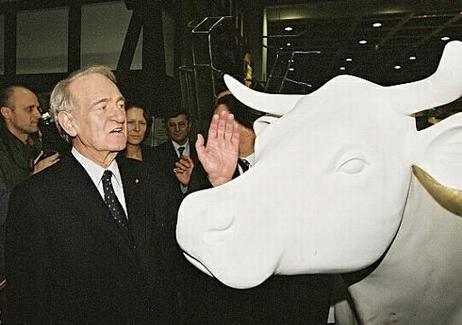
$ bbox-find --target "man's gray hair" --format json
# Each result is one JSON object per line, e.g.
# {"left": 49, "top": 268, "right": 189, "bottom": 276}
{"left": 49, "top": 65, "right": 116, "bottom": 142}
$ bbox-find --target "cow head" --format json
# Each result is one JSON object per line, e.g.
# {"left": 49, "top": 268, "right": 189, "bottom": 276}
{"left": 176, "top": 41, "right": 462, "bottom": 289}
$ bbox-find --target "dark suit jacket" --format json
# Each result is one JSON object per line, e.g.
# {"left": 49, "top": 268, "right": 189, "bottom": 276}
{"left": 118, "top": 143, "right": 157, "bottom": 165}
{"left": 152, "top": 140, "right": 208, "bottom": 203}
{"left": 5, "top": 153, "right": 177, "bottom": 324}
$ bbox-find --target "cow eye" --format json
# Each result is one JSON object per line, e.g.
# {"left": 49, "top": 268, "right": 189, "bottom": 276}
{"left": 337, "top": 158, "right": 367, "bottom": 174}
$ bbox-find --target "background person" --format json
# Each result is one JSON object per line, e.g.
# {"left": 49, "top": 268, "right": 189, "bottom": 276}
{"left": 0, "top": 85, "right": 60, "bottom": 315}
{"left": 122, "top": 103, "right": 155, "bottom": 163}
{"left": 0, "top": 85, "right": 59, "bottom": 191}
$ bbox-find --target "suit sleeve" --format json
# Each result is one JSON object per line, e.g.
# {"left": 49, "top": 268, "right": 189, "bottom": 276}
{"left": 186, "top": 155, "right": 212, "bottom": 194}
{"left": 0, "top": 178, "right": 9, "bottom": 281}
{"left": 5, "top": 183, "right": 52, "bottom": 324}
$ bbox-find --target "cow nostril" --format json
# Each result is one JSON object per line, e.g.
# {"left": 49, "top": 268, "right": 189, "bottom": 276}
{"left": 202, "top": 212, "right": 235, "bottom": 245}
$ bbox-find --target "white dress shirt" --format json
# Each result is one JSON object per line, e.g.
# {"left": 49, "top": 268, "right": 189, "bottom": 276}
{"left": 172, "top": 140, "right": 190, "bottom": 193}
{"left": 72, "top": 147, "right": 128, "bottom": 217}
{"left": 171, "top": 139, "right": 190, "bottom": 157}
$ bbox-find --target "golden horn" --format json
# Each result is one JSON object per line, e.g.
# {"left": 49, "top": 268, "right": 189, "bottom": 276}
{"left": 413, "top": 165, "right": 462, "bottom": 217}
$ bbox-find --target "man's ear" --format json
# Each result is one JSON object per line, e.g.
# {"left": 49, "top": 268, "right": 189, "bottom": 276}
{"left": 0, "top": 106, "right": 12, "bottom": 120}
{"left": 57, "top": 111, "right": 78, "bottom": 137}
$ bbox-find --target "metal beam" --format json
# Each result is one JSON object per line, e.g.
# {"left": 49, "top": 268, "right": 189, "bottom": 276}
{"left": 117, "top": 9, "right": 142, "bottom": 71}
{"left": 68, "top": 1, "right": 81, "bottom": 72}
{"left": 142, "top": 0, "right": 165, "bottom": 77}
{"left": 4, "top": 7, "right": 17, "bottom": 78}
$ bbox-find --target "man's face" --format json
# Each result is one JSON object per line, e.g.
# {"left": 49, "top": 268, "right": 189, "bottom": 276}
{"left": 67, "top": 73, "right": 126, "bottom": 163}
{"left": 126, "top": 106, "right": 147, "bottom": 145}
{"left": 1, "top": 87, "right": 41, "bottom": 139}
{"left": 167, "top": 114, "right": 191, "bottom": 145}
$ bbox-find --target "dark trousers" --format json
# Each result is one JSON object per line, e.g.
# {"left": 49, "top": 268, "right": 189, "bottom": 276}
{"left": 180, "top": 267, "right": 333, "bottom": 325}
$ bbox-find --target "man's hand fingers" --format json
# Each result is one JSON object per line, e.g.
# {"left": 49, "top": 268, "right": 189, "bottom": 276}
{"left": 224, "top": 113, "right": 235, "bottom": 141}
{"left": 182, "top": 155, "right": 193, "bottom": 165}
{"left": 231, "top": 121, "right": 240, "bottom": 147}
{"left": 207, "top": 114, "right": 219, "bottom": 140}
{"left": 33, "top": 151, "right": 44, "bottom": 165}
{"left": 196, "top": 134, "right": 206, "bottom": 161}
{"left": 176, "top": 160, "right": 190, "bottom": 169}
{"left": 39, "top": 153, "right": 60, "bottom": 165}
{"left": 33, "top": 153, "right": 60, "bottom": 174}
{"left": 216, "top": 111, "right": 226, "bottom": 139}
{"left": 46, "top": 152, "right": 60, "bottom": 161}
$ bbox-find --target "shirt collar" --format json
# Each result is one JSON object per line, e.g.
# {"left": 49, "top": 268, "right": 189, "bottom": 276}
{"left": 239, "top": 152, "right": 255, "bottom": 166}
{"left": 71, "top": 147, "right": 122, "bottom": 188}
{"left": 171, "top": 139, "right": 190, "bottom": 152}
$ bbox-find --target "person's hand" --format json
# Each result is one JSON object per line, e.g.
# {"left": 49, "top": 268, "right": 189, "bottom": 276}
{"left": 33, "top": 151, "right": 60, "bottom": 174}
{"left": 174, "top": 155, "right": 194, "bottom": 186}
{"left": 196, "top": 110, "right": 239, "bottom": 187}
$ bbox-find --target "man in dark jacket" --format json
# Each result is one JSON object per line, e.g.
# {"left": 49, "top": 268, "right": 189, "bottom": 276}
{"left": 5, "top": 66, "right": 177, "bottom": 324}
{"left": 0, "top": 85, "right": 59, "bottom": 191}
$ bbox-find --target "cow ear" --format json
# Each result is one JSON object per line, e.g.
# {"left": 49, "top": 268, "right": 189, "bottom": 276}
{"left": 414, "top": 112, "right": 462, "bottom": 190}
{"left": 253, "top": 115, "right": 279, "bottom": 136}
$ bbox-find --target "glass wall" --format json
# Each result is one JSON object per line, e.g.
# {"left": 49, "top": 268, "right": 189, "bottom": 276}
{"left": 16, "top": 7, "right": 68, "bottom": 74}
{"left": 81, "top": 1, "right": 142, "bottom": 69}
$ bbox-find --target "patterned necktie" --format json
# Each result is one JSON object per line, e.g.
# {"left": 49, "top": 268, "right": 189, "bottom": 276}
{"left": 101, "top": 170, "right": 128, "bottom": 230}
{"left": 178, "top": 146, "right": 185, "bottom": 157}
{"left": 238, "top": 158, "right": 251, "bottom": 173}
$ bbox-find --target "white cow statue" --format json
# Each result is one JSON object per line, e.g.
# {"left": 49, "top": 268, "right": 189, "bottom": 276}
{"left": 176, "top": 41, "right": 462, "bottom": 324}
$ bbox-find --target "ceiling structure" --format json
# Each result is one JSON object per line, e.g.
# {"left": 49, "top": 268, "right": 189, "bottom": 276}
{"left": 262, "top": 1, "right": 462, "bottom": 96}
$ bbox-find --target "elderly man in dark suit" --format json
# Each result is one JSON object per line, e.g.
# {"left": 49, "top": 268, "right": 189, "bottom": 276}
{"left": 5, "top": 66, "right": 177, "bottom": 324}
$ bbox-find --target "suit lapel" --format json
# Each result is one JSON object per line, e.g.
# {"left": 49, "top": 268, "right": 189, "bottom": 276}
{"left": 169, "top": 142, "right": 178, "bottom": 163}
{"left": 60, "top": 154, "right": 138, "bottom": 264}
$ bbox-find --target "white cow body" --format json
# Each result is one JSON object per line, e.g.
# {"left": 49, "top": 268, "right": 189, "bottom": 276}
{"left": 176, "top": 41, "right": 462, "bottom": 324}
{"left": 335, "top": 173, "right": 462, "bottom": 324}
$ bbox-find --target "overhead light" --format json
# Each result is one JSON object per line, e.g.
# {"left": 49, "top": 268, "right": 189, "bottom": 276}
{"left": 441, "top": 36, "right": 450, "bottom": 41}
{"left": 289, "top": 67, "right": 295, "bottom": 71}
{"left": 346, "top": 58, "right": 353, "bottom": 62}
{"left": 409, "top": 56, "right": 417, "bottom": 61}
{"left": 372, "top": 22, "right": 382, "bottom": 28}
{"left": 394, "top": 65, "right": 401, "bottom": 70}
{"left": 339, "top": 67, "right": 346, "bottom": 71}
{"left": 286, "top": 42, "right": 291, "bottom": 46}
{"left": 359, "top": 39, "right": 367, "bottom": 45}
{"left": 279, "top": 47, "right": 284, "bottom": 50}
{"left": 284, "top": 26, "right": 293, "bottom": 32}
